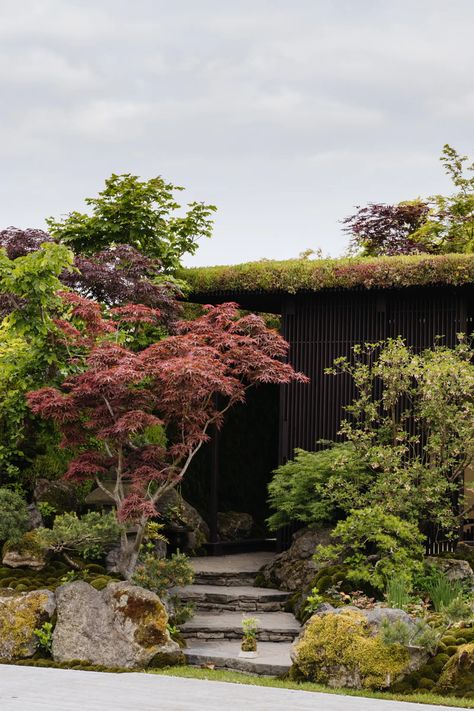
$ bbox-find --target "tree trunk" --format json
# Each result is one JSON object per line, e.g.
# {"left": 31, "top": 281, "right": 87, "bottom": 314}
{"left": 115, "top": 521, "right": 146, "bottom": 580}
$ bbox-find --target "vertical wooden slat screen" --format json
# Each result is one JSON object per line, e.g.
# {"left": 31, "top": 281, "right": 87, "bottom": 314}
{"left": 277, "top": 287, "right": 468, "bottom": 550}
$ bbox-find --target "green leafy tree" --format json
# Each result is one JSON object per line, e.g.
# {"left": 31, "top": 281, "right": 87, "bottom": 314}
{"left": 413, "top": 144, "right": 474, "bottom": 253}
{"left": 328, "top": 337, "right": 474, "bottom": 536}
{"left": 344, "top": 144, "right": 474, "bottom": 256}
{"left": 0, "top": 243, "right": 74, "bottom": 481}
{"left": 47, "top": 173, "right": 216, "bottom": 270}
{"left": 0, "top": 488, "right": 30, "bottom": 544}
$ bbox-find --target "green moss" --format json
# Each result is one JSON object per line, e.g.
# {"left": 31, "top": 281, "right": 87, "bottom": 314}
{"left": 179, "top": 253, "right": 474, "bottom": 297}
{"left": 2, "top": 658, "right": 134, "bottom": 673}
{"left": 420, "top": 678, "right": 436, "bottom": 690}
{"left": 436, "top": 643, "right": 474, "bottom": 696}
{"left": 149, "top": 651, "right": 186, "bottom": 668}
{"left": 293, "top": 610, "right": 409, "bottom": 689}
{"left": 112, "top": 588, "right": 168, "bottom": 648}
{"left": 0, "top": 590, "right": 50, "bottom": 659}
{"left": 442, "top": 636, "right": 458, "bottom": 646}
{"left": 86, "top": 564, "right": 106, "bottom": 574}
{"left": 315, "top": 575, "right": 332, "bottom": 593}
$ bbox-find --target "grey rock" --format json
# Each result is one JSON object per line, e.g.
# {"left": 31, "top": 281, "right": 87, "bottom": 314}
{"left": 428, "top": 556, "right": 474, "bottom": 589}
{"left": 52, "top": 580, "right": 179, "bottom": 669}
{"left": 34, "top": 478, "right": 78, "bottom": 513}
{"left": 27, "top": 504, "right": 43, "bottom": 530}
{"left": 2, "top": 548, "right": 47, "bottom": 570}
{"left": 155, "top": 489, "right": 209, "bottom": 551}
{"left": 340, "top": 605, "right": 416, "bottom": 631}
{"left": 259, "top": 527, "right": 332, "bottom": 592}
{"left": 217, "top": 511, "right": 253, "bottom": 541}
{"left": 105, "top": 544, "right": 122, "bottom": 574}
{"left": 0, "top": 589, "right": 56, "bottom": 660}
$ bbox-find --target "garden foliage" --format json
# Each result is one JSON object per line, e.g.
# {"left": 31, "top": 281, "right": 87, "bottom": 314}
{"left": 0, "top": 488, "right": 29, "bottom": 544}
{"left": 46, "top": 173, "right": 216, "bottom": 270}
{"left": 268, "top": 336, "right": 474, "bottom": 588}
{"left": 35, "top": 511, "right": 122, "bottom": 562}
{"left": 267, "top": 443, "right": 370, "bottom": 530}
{"left": 344, "top": 145, "right": 474, "bottom": 256}
{"left": 132, "top": 551, "right": 194, "bottom": 597}
{"left": 28, "top": 300, "right": 306, "bottom": 576}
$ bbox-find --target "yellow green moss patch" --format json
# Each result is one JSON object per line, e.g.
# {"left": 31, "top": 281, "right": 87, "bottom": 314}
{"left": 293, "top": 611, "right": 409, "bottom": 690}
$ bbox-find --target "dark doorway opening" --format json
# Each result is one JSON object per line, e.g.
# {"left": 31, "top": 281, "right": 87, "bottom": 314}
{"left": 182, "top": 384, "right": 279, "bottom": 553}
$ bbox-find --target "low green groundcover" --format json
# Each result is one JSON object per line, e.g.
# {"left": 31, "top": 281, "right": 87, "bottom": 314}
{"left": 180, "top": 253, "right": 474, "bottom": 296}
{"left": 0, "top": 562, "right": 118, "bottom": 592}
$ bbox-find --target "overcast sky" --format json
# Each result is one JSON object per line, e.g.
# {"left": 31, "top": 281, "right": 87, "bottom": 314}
{"left": 1, "top": 1, "right": 473, "bottom": 266}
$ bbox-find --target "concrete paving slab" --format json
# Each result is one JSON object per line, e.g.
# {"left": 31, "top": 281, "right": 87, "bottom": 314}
{"left": 0, "top": 665, "right": 465, "bottom": 711}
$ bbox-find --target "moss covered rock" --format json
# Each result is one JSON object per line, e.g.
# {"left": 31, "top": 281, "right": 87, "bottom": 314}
{"left": 2, "top": 532, "right": 48, "bottom": 571}
{"left": 52, "top": 580, "right": 179, "bottom": 669}
{"left": 291, "top": 610, "right": 414, "bottom": 689}
{"left": 0, "top": 588, "right": 56, "bottom": 660}
{"left": 435, "top": 643, "right": 474, "bottom": 696}
{"left": 259, "top": 527, "right": 333, "bottom": 592}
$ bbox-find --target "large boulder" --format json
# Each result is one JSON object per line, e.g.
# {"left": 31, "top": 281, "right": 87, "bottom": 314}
{"left": 435, "top": 643, "right": 474, "bottom": 696}
{"left": 259, "top": 527, "right": 332, "bottom": 592}
{"left": 291, "top": 607, "right": 428, "bottom": 690}
{"left": 0, "top": 589, "right": 56, "bottom": 660}
{"left": 428, "top": 557, "right": 474, "bottom": 590}
{"left": 52, "top": 580, "right": 179, "bottom": 668}
{"left": 34, "top": 478, "right": 79, "bottom": 514}
{"left": 155, "top": 489, "right": 209, "bottom": 551}
{"left": 217, "top": 511, "right": 253, "bottom": 541}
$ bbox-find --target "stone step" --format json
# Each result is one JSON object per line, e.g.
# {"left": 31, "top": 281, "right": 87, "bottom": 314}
{"left": 192, "top": 571, "right": 257, "bottom": 587}
{"left": 181, "top": 611, "right": 301, "bottom": 643}
{"left": 184, "top": 639, "right": 293, "bottom": 676}
{"left": 171, "top": 584, "right": 290, "bottom": 612}
{"left": 190, "top": 552, "right": 273, "bottom": 587}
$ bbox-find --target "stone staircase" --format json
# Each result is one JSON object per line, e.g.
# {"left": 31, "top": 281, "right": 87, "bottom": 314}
{"left": 171, "top": 552, "right": 301, "bottom": 675}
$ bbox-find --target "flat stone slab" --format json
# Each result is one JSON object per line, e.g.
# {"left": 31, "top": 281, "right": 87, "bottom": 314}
{"left": 191, "top": 552, "right": 274, "bottom": 575}
{"left": 184, "top": 639, "right": 293, "bottom": 675}
{"left": 182, "top": 611, "right": 301, "bottom": 641}
{"left": 172, "top": 584, "right": 290, "bottom": 602}
{"left": 0, "top": 664, "right": 463, "bottom": 711}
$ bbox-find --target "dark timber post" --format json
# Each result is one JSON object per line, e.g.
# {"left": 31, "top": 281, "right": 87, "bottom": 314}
{"left": 209, "top": 422, "right": 219, "bottom": 548}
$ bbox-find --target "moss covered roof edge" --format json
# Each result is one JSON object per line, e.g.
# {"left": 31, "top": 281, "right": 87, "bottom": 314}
{"left": 179, "top": 253, "right": 474, "bottom": 296}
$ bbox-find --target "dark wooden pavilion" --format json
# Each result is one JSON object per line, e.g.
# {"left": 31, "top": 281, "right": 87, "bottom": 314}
{"left": 183, "top": 254, "right": 474, "bottom": 553}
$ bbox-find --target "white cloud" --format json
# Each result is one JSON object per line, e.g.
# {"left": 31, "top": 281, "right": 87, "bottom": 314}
{"left": 0, "top": 0, "right": 473, "bottom": 265}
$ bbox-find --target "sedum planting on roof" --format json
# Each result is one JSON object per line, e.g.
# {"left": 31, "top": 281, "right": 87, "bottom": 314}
{"left": 180, "top": 253, "right": 474, "bottom": 295}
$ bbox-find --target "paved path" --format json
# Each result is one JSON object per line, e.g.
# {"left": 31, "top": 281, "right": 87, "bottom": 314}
{"left": 0, "top": 666, "right": 465, "bottom": 711}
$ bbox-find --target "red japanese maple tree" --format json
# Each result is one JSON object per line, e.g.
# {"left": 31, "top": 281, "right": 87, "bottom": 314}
{"left": 28, "top": 299, "right": 307, "bottom": 577}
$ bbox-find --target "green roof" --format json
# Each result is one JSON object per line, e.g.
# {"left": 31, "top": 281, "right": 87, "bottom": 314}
{"left": 180, "top": 253, "right": 474, "bottom": 296}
